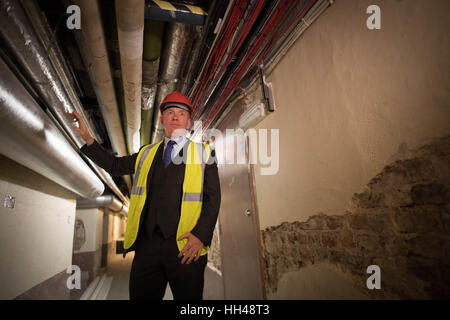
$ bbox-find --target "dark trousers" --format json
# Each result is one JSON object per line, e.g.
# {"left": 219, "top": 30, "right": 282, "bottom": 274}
{"left": 129, "top": 229, "right": 207, "bottom": 300}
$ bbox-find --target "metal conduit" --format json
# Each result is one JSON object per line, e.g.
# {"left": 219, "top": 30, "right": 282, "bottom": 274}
{"left": 188, "top": 0, "right": 235, "bottom": 102}
{"left": 0, "top": 56, "right": 104, "bottom": 198}
{"left": 77, "top": 195, "right": 128, "bottom": 216}
{"left": 201, "top": 0, "right": 331, "bottom": 134}
{"left": 150, "top": 22, "right": 193, "bottom": 143}
{"left": 265, "top": 0, "right": 332, "bottom": 75}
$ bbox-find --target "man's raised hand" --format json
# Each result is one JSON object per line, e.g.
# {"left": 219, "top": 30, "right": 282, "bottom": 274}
{"left": 69, "top": 110, "right": 94, "bottom": 145}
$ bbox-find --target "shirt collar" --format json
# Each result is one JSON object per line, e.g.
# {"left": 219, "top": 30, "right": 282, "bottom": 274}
{"left": 164, "top": 133, "right": 188, "bottom": 147}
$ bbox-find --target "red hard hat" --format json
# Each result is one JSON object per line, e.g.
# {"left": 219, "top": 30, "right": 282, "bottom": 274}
{"left": 160, "top": 92, "right": 193, "bottom": 115}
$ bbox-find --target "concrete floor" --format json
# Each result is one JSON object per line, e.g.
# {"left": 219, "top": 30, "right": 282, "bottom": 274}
{"left": 104, "top": 252, "right": 224, "bottom": 300}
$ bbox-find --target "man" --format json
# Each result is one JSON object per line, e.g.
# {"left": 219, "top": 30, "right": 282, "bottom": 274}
{"left": 71, "top": 92, "right": 221, "bottom": 300}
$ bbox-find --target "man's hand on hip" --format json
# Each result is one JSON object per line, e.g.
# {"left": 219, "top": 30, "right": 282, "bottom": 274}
{"left": 177, "top": 232, "right": 204, "bottom": 264}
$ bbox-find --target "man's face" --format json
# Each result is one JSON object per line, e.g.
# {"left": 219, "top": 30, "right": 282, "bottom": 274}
{"left": 160, "top": 107, "right": 191, "bottom": 138}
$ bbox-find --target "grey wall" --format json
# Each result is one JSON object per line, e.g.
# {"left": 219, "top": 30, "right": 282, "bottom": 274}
{"left": 0, "top": 155, "right": 76, "bottom": 299}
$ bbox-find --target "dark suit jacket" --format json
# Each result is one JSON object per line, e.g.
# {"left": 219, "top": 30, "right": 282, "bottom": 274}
{"left": 80, "top": 139, "right": 221, "bottom": 251}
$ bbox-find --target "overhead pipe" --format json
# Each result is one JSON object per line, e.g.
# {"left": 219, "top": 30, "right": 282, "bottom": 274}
{"left": 0, "top": 0, "right": 95, "bottom": 150}
{"left": 144, "top": 0, "right": 207, "bottom": 25}
{"left": 89, "top": 0, "right": 131, "bottom": 194}
{"left": 72, "top": 26, "right": 132, "bottom": 198}
{"left": 116, "top": 0, "right": 145, "bottom": 154}
{"left": 180, "top": 25, "right": 202, "bottom": 95}
{"left": 94, "top": 0, "right": 128, "bottom": 143}
{"left": 150, "top": 22, "right": 193, "bottom": 143}
{"left": 20, "top": 0, "right": 95, "bottom": 137}
{"left": 141, "top": 20, "right": 164, "bottom": 146}
{"left": 0, "top": 0, "right": 129, "bottom": 203}
{"left": 75, "top": 0, "right": 132, "bottom": 192}
{"left": 0, "top": 56, "right": 104, "bottom": 198}
{"left": 77, "top": 195, "right": 128, "bottom": 216}
{"left": 75, "top": 0, "right": 128, "bottom": 158}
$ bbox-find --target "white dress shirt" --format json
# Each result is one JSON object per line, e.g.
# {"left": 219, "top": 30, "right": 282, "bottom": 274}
{"left": 163, "top": 133, "right": 189, "bottom": 162}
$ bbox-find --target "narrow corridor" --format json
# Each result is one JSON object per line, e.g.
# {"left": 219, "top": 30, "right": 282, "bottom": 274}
{"left": 79, "top": 251, "right": 225, "bottom": 300}
{"left": 0, "top": 0, "right": 449, "bottom": 302}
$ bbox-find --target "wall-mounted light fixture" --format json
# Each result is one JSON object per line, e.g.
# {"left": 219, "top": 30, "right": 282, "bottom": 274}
{"left": 239, "top": 100, "right": 266, "bottom": 130}
{"left": 259, "top": 65, "right": 276, "bottom": 112}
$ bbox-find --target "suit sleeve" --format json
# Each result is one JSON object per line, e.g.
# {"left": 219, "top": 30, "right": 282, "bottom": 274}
{"left": 191, "top": 152, "right": 221, "bottom": 247}
{"left": 80, "top": 140, "right": 138, "bottom": 176}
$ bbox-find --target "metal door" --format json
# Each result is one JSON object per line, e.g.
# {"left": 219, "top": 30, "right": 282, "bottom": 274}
{"left": 214, "top": 105, "right": 265, "bottom": 299}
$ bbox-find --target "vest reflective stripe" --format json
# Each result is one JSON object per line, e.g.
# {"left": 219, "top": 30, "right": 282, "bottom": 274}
{"left": 183, "top": 192, "right": 203, "bottom": 201}
{"left": 131, "top": 186, "right": 145, "bottom": 195}
{"left": 124, "top": 140, "right": 211, "bottom": 256}
{"left": 134, "top": 146, "right": 151, "bottom": 183}
{"left": 131, "top": 141, "right": 159, "bottom": 196}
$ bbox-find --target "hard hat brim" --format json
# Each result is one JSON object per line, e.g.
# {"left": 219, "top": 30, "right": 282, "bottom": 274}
{"left": 160, "top": 102, "right": 192, "bottom": 114}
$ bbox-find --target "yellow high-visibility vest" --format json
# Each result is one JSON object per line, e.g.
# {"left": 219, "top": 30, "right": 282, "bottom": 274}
{"left": 124, "top": 140, "right": 211, "bottom": 256}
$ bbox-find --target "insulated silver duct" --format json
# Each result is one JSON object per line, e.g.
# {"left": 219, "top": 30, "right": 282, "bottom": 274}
{"left": 20, "top": 0, "right": 128, "bottom": 205}
{"left": 0, "top": 0, "right": 129, "bottom": 204}
{"left": 150, "top": 22, "right": 193, "bottom": 143}
{"left": 19, "top": 0, "right": 103, "bottom": 143}
{"left": 0, "top": 56, "right": 104, "bottom": 198}
{"left": 0, "top": 0, "right": 91, "bottom": 149}
{"left": 77, "top": 195, "right": 128, "bottom": 216}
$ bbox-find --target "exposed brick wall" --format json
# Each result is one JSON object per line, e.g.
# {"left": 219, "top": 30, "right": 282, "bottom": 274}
{"left": 208, "top": 223, "right": 222, "bottom": 272}
{"left": 261, "top": 135, "right": 450, "bottom": 299}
